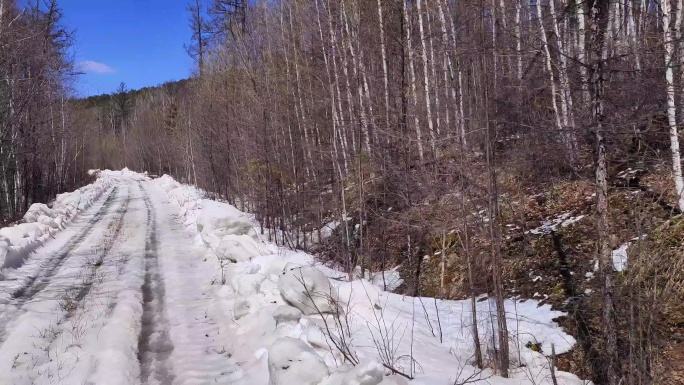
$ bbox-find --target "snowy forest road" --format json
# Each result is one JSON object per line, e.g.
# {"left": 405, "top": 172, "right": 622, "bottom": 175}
{"left": 0, "top": 177, "right": 237, "bottom": 385}
{"left": 0, "top": 185, "right": 128, "bottom": 347}
{"left": 0, "top": 171, "right": 585, "bottom": 385}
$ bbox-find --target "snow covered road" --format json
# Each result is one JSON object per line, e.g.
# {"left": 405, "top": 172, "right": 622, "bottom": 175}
{"left": 0, "top": 172, "right": 589, "bottom": 385}
{"left": 137, "top": 183, "right": 241, "bottom": 385}
{"left": 0, "top": 176, "right": 239, "bottom": 385}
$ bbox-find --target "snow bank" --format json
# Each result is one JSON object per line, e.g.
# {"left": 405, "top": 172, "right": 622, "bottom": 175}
{"left": 268, "top": 337, "right": 330, "bottom": 385}
{"left": 351, "top": 266, "right": 404, "bottom": 292}
{"left": 99, "top": 167, "right": 151, "bottom": 182}
{"left": 150, "top": 174, "right": 588, "bottom": 385}
{"left": 0, "top": 169, "right": 135, "bottom": 271}
{"left": 279, "top": 265, "right": 339, "bottom": 315}
{"left": 151, "top": 177, "right": 270, "bottom": 265}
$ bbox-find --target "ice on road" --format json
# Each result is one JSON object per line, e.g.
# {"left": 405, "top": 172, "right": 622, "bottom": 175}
{"left": 0, "top": 171, "right": 588, "bottom": 385}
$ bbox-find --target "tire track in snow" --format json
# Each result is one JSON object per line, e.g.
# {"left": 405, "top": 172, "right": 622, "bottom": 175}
{"left": 138, "top": 183, "right": 176, "bottom": 385}
{"left": 0, "top": 187, "right": 123, "bottom": 346}
{"left": 19, "top": 185, "right": 136, "bottom": 384}
{"left": 10, "top": 186, "right": 120, "bottom": 300}
{"left": 147, "top": 185, "right": 242, "bottom": 385}
{"left": 0, "top": 187, "right": 124, "bottom": 346}
{"left": 67, "top": 185, "right": 131, "bottom": 315}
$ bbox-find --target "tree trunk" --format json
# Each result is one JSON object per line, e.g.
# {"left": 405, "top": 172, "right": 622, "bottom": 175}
{"left": 377, "top": 0, "right": 391, "bottom": 145}
{"left": 578, "top": 1, "right": 591, "bottom": 106}
{"left": 482, "top": 0, "right": 509, "bottom": 376}
{"left": 663, "top": 0, "right": 684, "bottom": 211}
{"left": 590, "top": 1, "right": 620, "bottom": 384}
{"left": 403, "top": 0, "right": 424, "bottom": 163}
{"left": 416, "top": 0, "right": 438, "bottom": 159}
{"left": 536, "top": 0, "right": 564, "bottom": 135}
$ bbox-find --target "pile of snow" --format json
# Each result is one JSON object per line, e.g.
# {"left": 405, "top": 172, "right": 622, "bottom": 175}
{"left": 279, "top": 265, "right": 339, "bottom": 315}
{"left": 319, "top": 220, "right": 341, "bottom": 240}
{"left": 150, "top": 176, "right": 269, "bottom": 263}
{"left": 154, "top": 174, "right": 206, "bottom": 230}
{"left": 611, "top": 236, "right": 643, "bottom": 272}
{"left": 356, "top": 266, "right": 403, "bottom": 292}
{"left": 527, "top": 212, "right": 585, "bottom": 235}
{"left": 612, "top": 242, "right": 629, "bottom": 272}
{"left": 96, "top": 167, "right": 151, "bottom": 182}
{"left": 268, "top": 338, "right": 330, "bottom": 385}
{"left": 307, "top": 219, "right": 346, "bottom": 244}
{"left": 151, "top": 174, "right": 588, "bottom": 385}
{"left": 0, "top": 170, "right": 132, "bottom": 271}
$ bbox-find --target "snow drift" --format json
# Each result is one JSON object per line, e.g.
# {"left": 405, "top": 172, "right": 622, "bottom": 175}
{"left": 0, "top": 169, "right": 147, "bottom": 272}
{"left": 151, "top": 173, "right": 588, "bottom": 385}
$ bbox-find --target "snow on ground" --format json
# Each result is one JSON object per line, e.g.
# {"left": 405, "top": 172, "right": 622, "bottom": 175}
{"left": 612, "top": 242, "right": 630, "bottom": 272}
{"left": 368, "top": 266, "right": 403, "bottom": 292}
{"left": 0, "top": 181, "right": 140, "bottom": 384}
{"left": 0, "top": 168, "right": 147, "bottom": 272}
{"left": 0, "top": 170, "right": 589, "bottom": 385}
{"left": 526, "top": 213, "right": 585, "bottom": 235}
{"left": 152, "top": 174, "right": 589, "bottom": 385}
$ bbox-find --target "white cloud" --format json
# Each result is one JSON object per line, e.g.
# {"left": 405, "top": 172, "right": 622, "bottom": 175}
{"left": 77, "top": 60, "right": 116, "bottom": 75}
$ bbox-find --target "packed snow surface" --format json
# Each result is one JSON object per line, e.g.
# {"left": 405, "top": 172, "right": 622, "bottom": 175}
{"left": 0, "top": 169, "right": 149, "bottom": 271}
{"left": 0, "top": 170, "right": 588, "bottom": 385}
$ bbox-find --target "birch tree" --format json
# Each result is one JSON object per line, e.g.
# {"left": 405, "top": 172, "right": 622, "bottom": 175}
{"left": 403, "top": 0, "right": 424, "bottom": 162}
{"left": 416, "top": 0, "right": 437, "bottom": 159}
{"left": 662, "top": 0, "right": 684, "bottom": 211}
{"left": 536, "top": 0, "right": 563, "bottom": 136}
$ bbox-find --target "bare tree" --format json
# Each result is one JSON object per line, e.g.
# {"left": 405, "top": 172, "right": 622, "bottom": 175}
{"left": 69, "top": 2, "right": 684, "bottom": 382}
{"left": 187, "top": 0, "right": 208, "bottom": 75}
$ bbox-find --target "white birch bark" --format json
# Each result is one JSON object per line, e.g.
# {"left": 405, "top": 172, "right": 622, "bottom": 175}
{"left": 279, "top": 5, "right": 300, "bottom": 178}
{"left": 458, "top": 69, "right": 466, "bottom": 145}
{"left": 324, "top": 0, "right": 350, "bottom": 174}
{"left": 609, "top": 0, "right": 621, "bottom": 55}
{"left": 490, "top": 0, "right": 498, "bottom": 86}
{"left": 675, "top": 0, "right": 684, "bottom": 121}
{"left": 359, "top": 48, "right": 377, "bottom": 149}
{"left": 498, "top": 0, "right": 509, "bottom": 71}
{"left": 663, "top": 0, "right": 684, "bottom": 210}
{"left": 548, "top": 0, "right": 569, "bottom": 129}
{"left": 315, "top": 0, "right": 345, "bottom": 177}
{"left": 627, "top": 0, "right": 641, "bottom": 70}
{"left": 427, "top": 11, "right": 442, "bottom": 137}
{"left": 440, "top": 0, "right": 467, "bottom": 144}
{"left": 341, "top": 0, "right": 371, "bottom": 157}
{"left": 288, "top": 5, "right": 314, "bottom": 179}
{"left": 377, "top": 0, "right": 391, "bottom": 141}
{"left": 60, "top": 96, "right": 67, "bottom": 185}
{"left": 549, "top": 0, "right": 576, "bottom": 155}
{"left": 577, "top": 2, "right": 591, "bottom": 105}
{"left": 536, "top": 0, "right": 563, "bottom": 133}
{"left": 436, "top": 0, "right": 451, "bottom": 135}
{"left": 515, "top": 0, "right": 523, "bottom": 81}
{"left": 403, "top": 0, "right": 425, "bottom": 162}
{"left": 416, "top": 0, "right": 438, "bottom": 159}
{"left": 0, "top": 0, "right": 4, "bottom": 37}
{"left": 337, "top": 7, "right": 358, "bottom": 156}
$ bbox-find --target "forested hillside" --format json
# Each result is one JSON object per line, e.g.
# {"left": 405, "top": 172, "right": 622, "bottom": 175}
{"left": 32, "top": 0, "right": 684, "bottom": 384}
{"left": 0, "top": 0, "right": 96, "bottom": 223}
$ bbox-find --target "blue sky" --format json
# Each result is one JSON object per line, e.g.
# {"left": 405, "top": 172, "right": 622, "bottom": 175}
{"left": 59, "top": 0, "right": 194, "bottom": 97}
